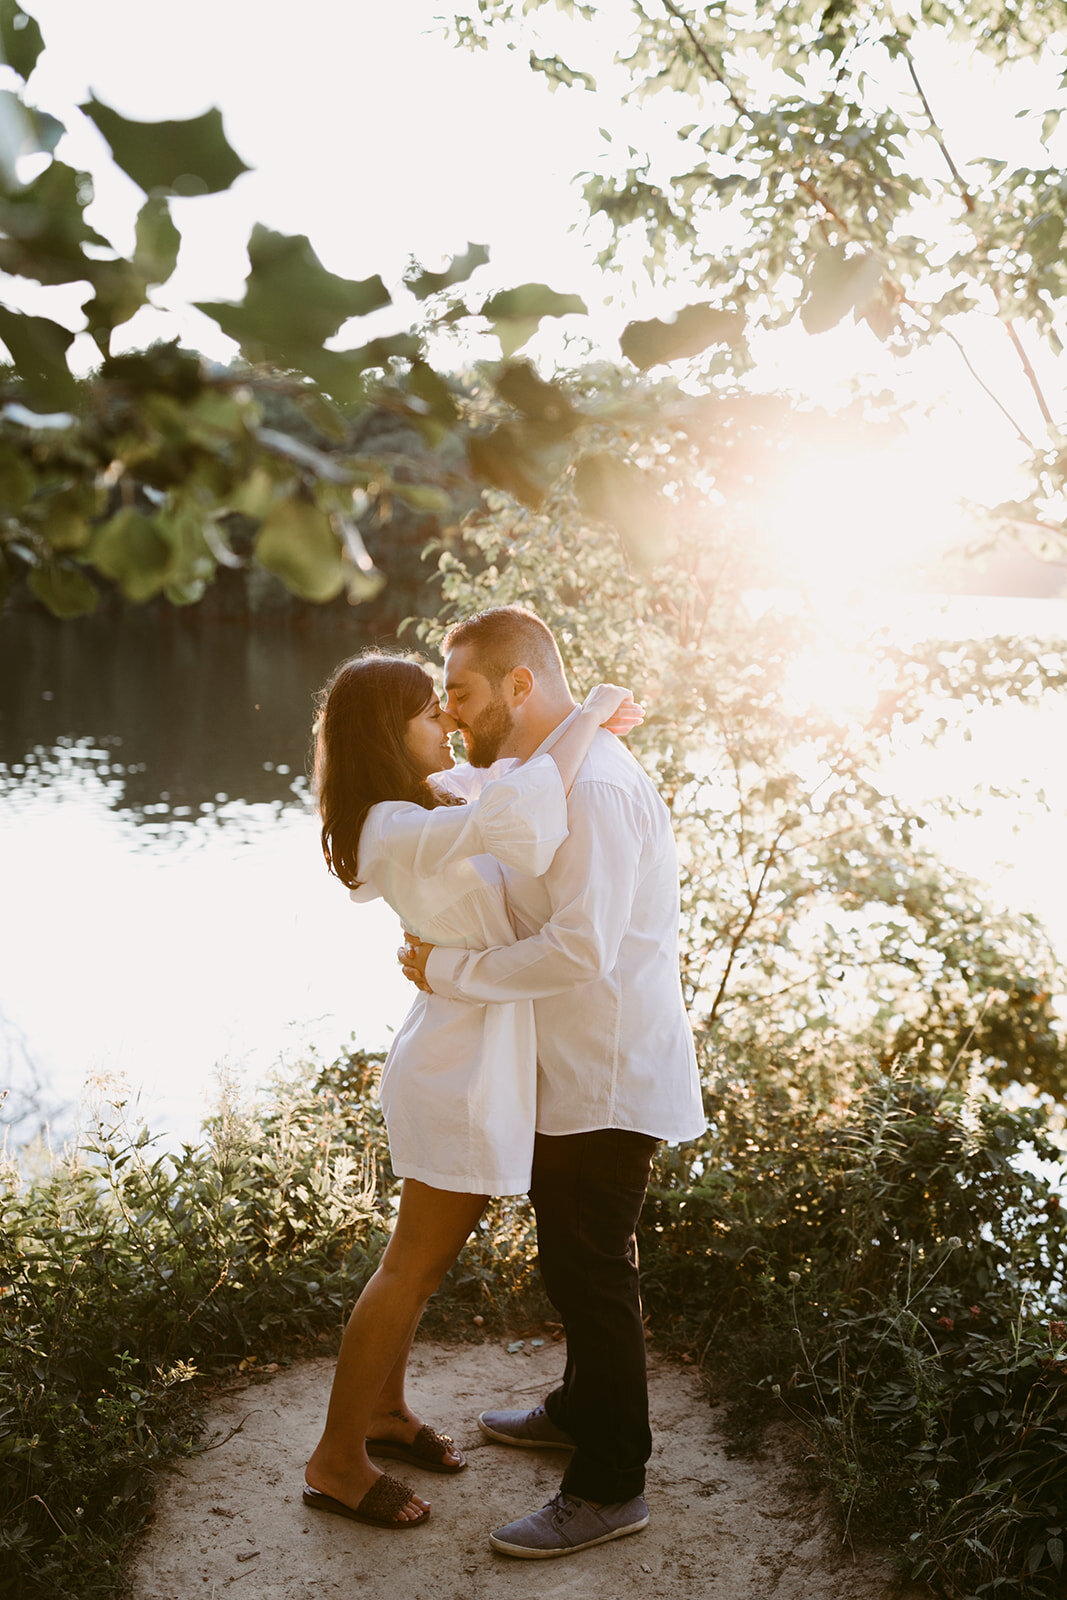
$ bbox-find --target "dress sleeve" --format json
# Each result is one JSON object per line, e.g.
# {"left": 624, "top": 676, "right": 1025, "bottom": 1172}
{"left": 360, "top": 753, "right": 568, "bottom": 885}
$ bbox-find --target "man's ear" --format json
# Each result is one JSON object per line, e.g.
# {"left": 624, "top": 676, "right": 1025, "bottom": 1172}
{"left": 509, "top": 666, "right": 534, "bottom": 705}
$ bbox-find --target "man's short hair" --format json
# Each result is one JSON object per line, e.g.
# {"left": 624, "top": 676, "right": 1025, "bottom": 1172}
{"left": 442, "top": 605, "right": 567, "bottom": 687}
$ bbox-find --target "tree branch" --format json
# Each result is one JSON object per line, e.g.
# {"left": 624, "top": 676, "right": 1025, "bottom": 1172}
{"left": 660, "top": 0, "right": 852, "bottom": 241}
{"left": 938, "top": 324, "right": 1037, "bottom": 451}
{"left": 1003, "top": 317, "right": 1056, "bottom": 432}
{"left": 706, "top": 816, "right": 792, "bottom": 1028}
{"left": 660, "top": 0, "right": 748, "bottom": 120}
{"left": 903, "top": 49, "right": 976, "bottom": 214}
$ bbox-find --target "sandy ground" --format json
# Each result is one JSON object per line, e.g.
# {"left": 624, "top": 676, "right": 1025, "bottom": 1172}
{"left": 128, "top": 1340, "right": 923, "bottom": 1600}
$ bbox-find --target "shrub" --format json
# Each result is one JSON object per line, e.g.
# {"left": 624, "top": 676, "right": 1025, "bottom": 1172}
{"left": 0, "top": 1054, "right": 388, "bottom": 1600}
{"left": 639, "top": 1061, "right": 1067, "bottom": 1598}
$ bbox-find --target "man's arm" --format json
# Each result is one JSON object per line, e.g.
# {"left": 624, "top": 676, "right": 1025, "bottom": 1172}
{"left": 420, "top": 778, "right": 648, "bottom": 1003}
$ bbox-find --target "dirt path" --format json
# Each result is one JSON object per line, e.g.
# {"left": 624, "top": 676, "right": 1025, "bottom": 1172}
{"left": 128, "top": 1339, "right": 920, "bottom": 1600}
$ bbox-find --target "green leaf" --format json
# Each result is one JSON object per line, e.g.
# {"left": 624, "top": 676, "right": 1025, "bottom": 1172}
{"left": 390, "top": 481, "right": 452, "bottom": 514}
{"left": 32, "top": 486, "right": 90, "bottom": 551}
{"left": 573, "top": 451, "right": 665, "bottom": 569}
{"left": 406, "top": 365, "right": 456, "bottom": 416}
{"left": 0, "top": 304, "right": 76, "bottom": 405}
{"left": 196, "top": 225, "right": 391, "bottom": 370}
{"left": 80, "top": 95, "right": 251, "bottom": 196}
{"left": 481, "top": 283, "right": 587, "bottom": 358}
{"left": 82, "top": 259, "right": 150, "bottom": 351}
{"left": 133, "top": 195, "right": 180, "bottom": 285}
{"left": 27, "top": 560, "right": 98, "bottom": 617}
{"left": 0, "top": 161, "right": 109, "bottom": 285}
{"left": 528, "top": 51, "right": 597, "bottom": 92}
{"left": 468, "top": 421, "right": 555, "bottom": 507}
{"left": 620, "top": 304, "right": 745, "bottom": 369}
{"left": 87, "top": 507, "right": 173, "bottom": 601}
{"left": 800, "top": 248, "right": 884, "bottom": 334}
{"left": 1027, "top": 211, "right": 1064, "bottom": 261}
{"left": 305, "top": 335, "right": 420, "bottom": 402}
{"left": 494, "top": 361, "right": 582, "bottom": 436}
{"left": 0, "top": 435, "right": 34, "bottom": 507}
{"left": 0, "top": 90, "right": 63, "bottom": 179}
{"left": 404, "top": 243, "right": 489, "bottom": 301}
{"left": 0, "top": 0, "right": 43, "bottom": 80}
{"left": 253, "top": 495, "right": 345, "bottom": 601}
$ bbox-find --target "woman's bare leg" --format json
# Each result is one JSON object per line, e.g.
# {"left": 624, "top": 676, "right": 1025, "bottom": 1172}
{"left": 305, "top": 1180, "right": 486, "bottom": 1519}
{"left": 366, "top": 1307, "right": 464, "bottom": 1469}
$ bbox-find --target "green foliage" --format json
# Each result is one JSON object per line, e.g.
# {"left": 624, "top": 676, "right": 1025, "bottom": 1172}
{"left": 0, "top": 1055, "right": 387, "bottom": 1598}
{"left": 420, "top": 391, "right": 1067, "bottom": 1096}
{"left": 3, "top": 1043, "right": 1064, "bottom": 1598}
{"left": 404, "top": 241, "right": 490, "bottom": 301}
{"left": 480, "top": 282, "right": 588, "bottom": 358}
{"left": 196, "top": 226, "right": 392, "bottom": 376}
{"left": 452, "top": 0, "right": 1067, "bottom": 558}
{"left": 0, "top": 10, "right": 599, "bottom": 619}
{"left": 0, "top": 0, "right": 43, "bottom": 80}
{"left": 640, "top": 1064, "right": 1067, "bottom": 1598}
{"left": 619, "top": 302, "right": 746, "bottom": 369}
{"left": 80, "top": 96, "right": 250, "bottom": 197}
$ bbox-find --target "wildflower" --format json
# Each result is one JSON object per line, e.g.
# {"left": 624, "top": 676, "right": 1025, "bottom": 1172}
{"left": 937, "top": 1316, "right": 955, "bottom": 1331}
{"left": 968, "top": 1306, "right": 980, "bottom": 1319}
{"left": 788, "top": 1271, "right": 801, "bottom": 1284}
{"left": 945, "top": 1236, "right": 962, "bottom": 1250}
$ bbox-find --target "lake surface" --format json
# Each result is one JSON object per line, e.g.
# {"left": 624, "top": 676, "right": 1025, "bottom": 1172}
{"left": 0, "top": 609, "right": 419, "bottom": 1149}
{"left": 2, "top": 596, "right": 1065, "bottom": 1151}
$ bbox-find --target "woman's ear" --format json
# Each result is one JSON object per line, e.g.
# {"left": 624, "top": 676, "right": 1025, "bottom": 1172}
{"left": 509, "top": 666, "right": 534, "bottom": 704}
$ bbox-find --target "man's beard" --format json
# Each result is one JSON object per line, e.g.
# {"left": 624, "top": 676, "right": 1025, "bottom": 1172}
{"left": 463, "top": 697, "right": 515, "bottom": 767}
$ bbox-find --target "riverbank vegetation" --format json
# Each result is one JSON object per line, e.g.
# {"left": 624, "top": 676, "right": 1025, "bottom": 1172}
{"left": 3, "top": 1049, "right": 1065, "bottom": 1600}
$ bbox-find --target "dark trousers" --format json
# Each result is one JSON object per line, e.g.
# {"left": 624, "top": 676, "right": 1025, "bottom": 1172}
{"left": 529, "top": 1128, "right": 659, "bottom": 1504}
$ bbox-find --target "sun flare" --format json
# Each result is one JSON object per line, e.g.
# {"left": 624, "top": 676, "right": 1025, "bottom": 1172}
{"left": 756, "top": 438, "right": 974, "bottom": 593}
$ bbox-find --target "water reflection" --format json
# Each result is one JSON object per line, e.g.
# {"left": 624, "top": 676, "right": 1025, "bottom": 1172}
{"left": 0, "top": 610, "right": 417, "bottom": 1150}
{"left": 0, "top": 609, "right": 394, "bottom": 823}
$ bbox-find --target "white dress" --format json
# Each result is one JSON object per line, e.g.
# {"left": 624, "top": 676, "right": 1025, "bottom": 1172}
{"left": 349, "top": 754, "right": 568, "bottom": 1195}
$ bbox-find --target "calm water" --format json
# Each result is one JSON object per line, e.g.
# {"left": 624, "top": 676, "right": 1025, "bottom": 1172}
{"left": 0, "top": 610, "right": 418, "bottom": 1148}
{"left": 2, "top": 597, "right": 1065, "bottom": 1151}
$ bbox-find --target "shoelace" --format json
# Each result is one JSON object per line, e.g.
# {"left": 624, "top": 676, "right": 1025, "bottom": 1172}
{"left": 549, "top": 1492, "right": 576, "bottom": 1527}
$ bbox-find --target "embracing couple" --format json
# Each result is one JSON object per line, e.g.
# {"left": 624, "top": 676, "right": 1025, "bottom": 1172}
{"left": 304, "top": 605, "right": 705, "bottom": 1559}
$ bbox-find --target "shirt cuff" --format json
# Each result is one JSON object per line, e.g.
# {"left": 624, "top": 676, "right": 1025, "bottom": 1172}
{"left": 425, "top": 944, "right": 465, "bottom": 1001}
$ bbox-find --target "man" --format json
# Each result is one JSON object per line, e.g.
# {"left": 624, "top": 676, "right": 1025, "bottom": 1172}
{"left": 400, "top": 605, "right": 705, "bottom": 1559}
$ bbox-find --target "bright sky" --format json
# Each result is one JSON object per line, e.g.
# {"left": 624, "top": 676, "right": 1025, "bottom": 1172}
{"left": 7, "top": 0, "right": 1066, "bottom": 590}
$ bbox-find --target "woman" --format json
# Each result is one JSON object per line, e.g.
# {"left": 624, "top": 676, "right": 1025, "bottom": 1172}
{"left": 304, "top": 652, "right": 641, "bottom": 1531}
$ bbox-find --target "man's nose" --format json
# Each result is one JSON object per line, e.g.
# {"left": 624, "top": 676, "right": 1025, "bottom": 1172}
{"left": 440, "top": 709, "right": 460, "bottom": 734}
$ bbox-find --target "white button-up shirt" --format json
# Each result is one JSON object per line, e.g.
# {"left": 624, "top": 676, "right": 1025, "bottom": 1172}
{"left": 425, "top": 714, "right": 706, "bottom": 1144}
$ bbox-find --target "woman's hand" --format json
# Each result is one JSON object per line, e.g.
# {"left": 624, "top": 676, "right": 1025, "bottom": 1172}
{"left": 581, "top": 683, "right": 646, "bottom": 737}
{"left": 398, "top": 931, "right": 434, "bottom": 993}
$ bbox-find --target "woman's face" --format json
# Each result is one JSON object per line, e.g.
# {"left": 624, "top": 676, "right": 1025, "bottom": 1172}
{"left": 404, "top": 696, "right": 458, "bottom": 778}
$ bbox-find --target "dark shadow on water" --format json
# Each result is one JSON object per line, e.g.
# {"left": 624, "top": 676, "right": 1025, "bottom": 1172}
{"left": 0, "top": 608, "right": 402, "bottom": 824}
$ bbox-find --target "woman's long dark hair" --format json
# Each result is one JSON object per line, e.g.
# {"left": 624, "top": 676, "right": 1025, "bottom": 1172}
{"left": 313, "top": 652, "right": 453, "bottom": 889}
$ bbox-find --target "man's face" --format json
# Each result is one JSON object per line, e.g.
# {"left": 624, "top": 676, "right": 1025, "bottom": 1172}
{"left": 443, "top": 645, "right": 515, "bottom": 767}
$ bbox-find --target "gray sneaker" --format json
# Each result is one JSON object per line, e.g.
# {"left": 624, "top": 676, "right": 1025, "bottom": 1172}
{"left": 489, "top": 1491, "right": 649, "bottom": 1558}
{"left": 477, "top": 1404, "right": 575, "bottom": 1450}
